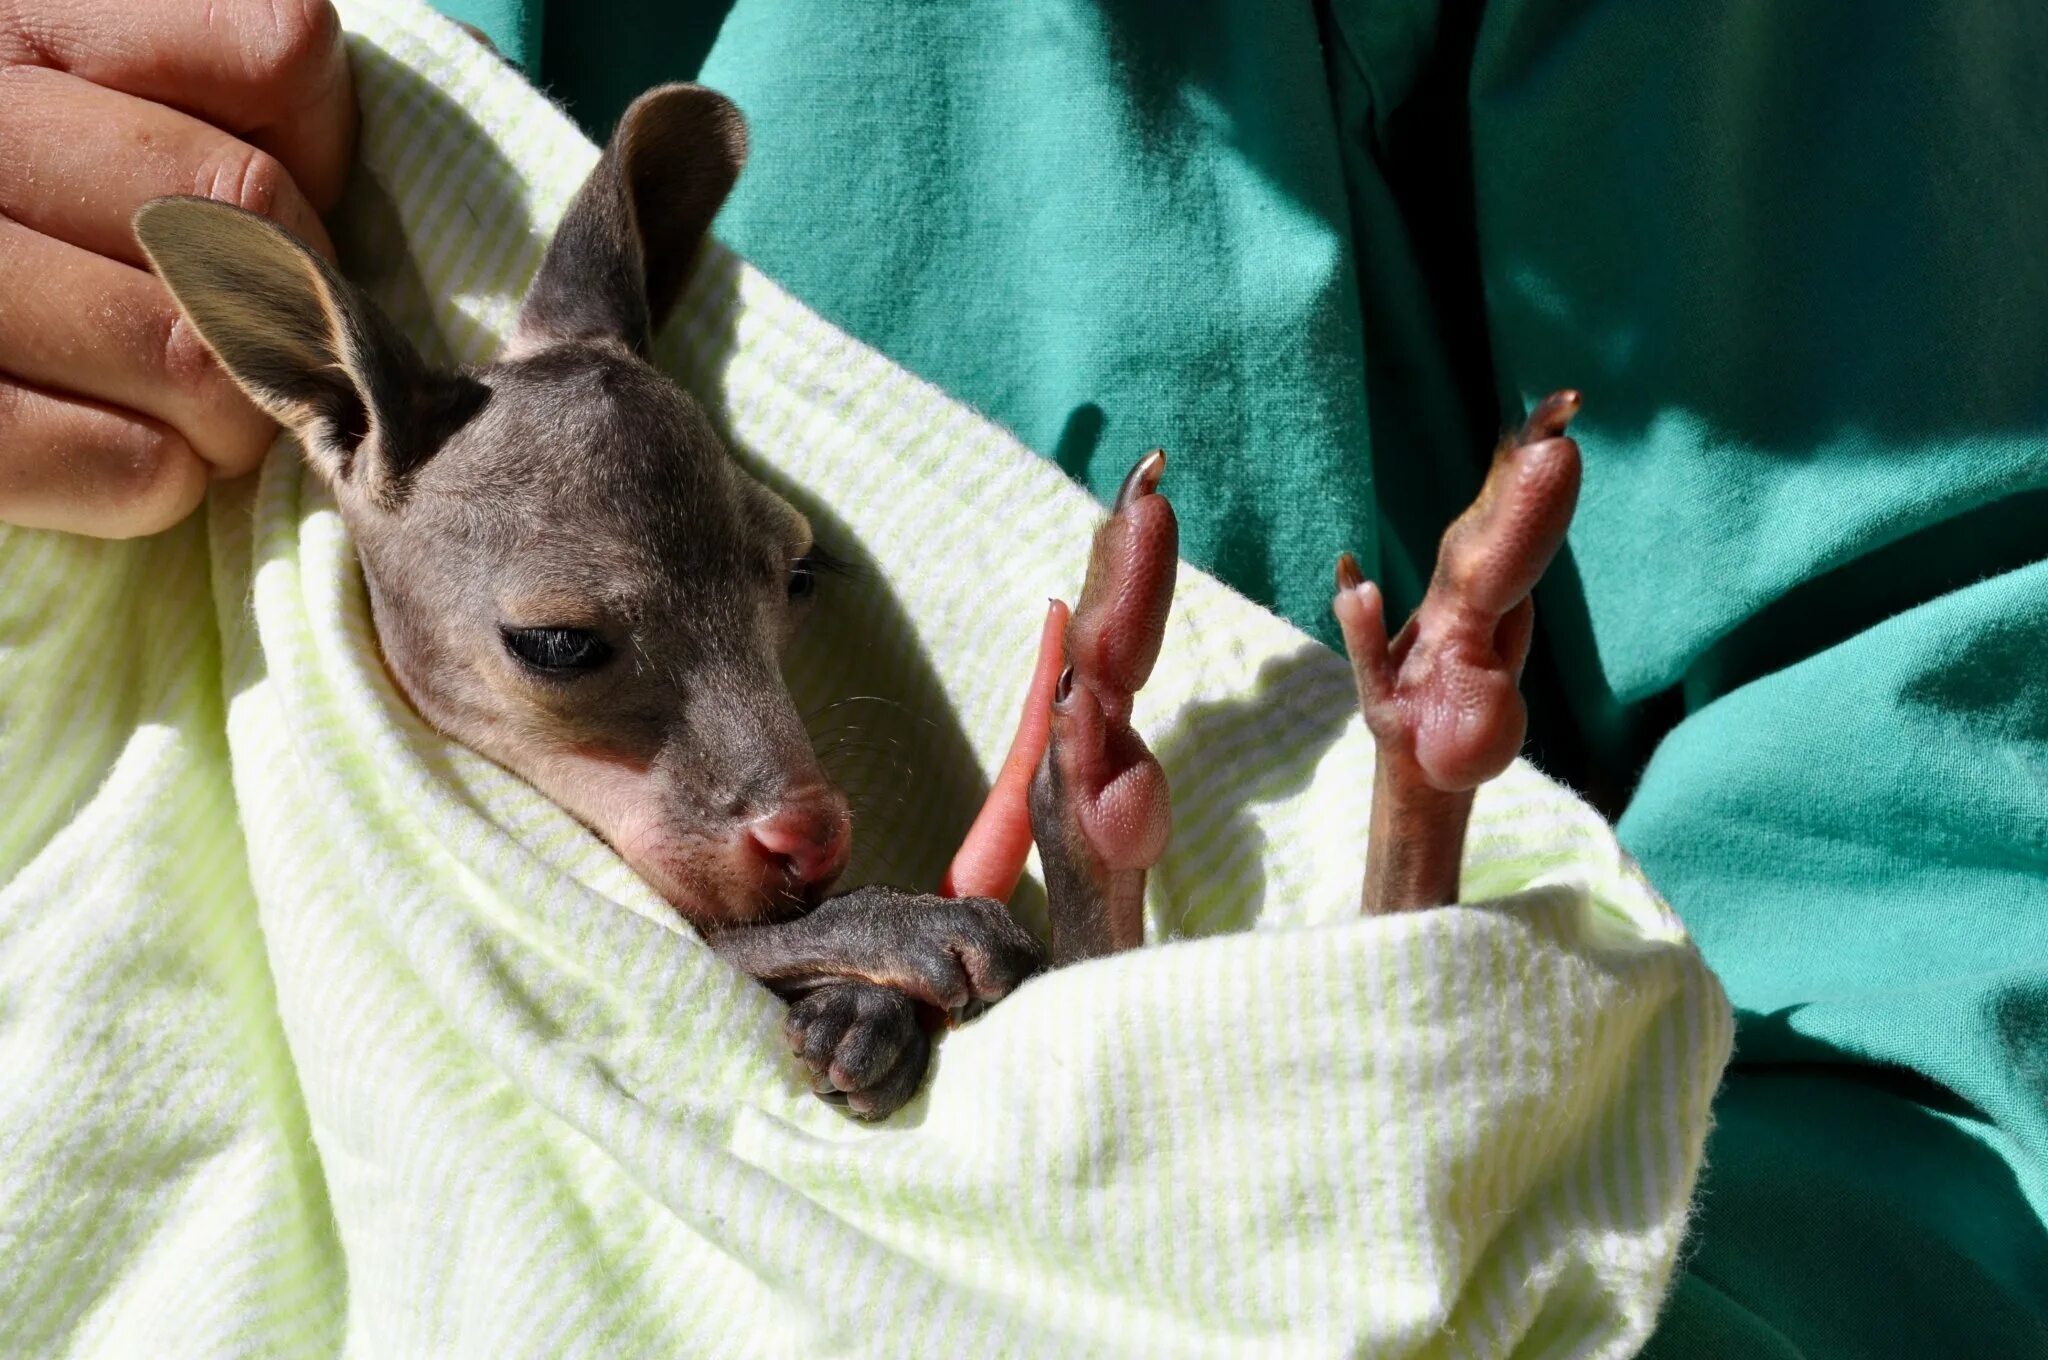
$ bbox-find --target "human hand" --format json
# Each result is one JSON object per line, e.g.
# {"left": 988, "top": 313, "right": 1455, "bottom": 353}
{"left": 0, "top": 0, "right": 355, "bottom": 537}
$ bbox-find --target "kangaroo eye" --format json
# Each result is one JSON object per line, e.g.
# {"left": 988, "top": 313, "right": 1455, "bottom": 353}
{"left": 787, "top": 544, "right": 850, "bottom": 602}
{"left": 502, "top": 626, "right": 612, "bottom": 674}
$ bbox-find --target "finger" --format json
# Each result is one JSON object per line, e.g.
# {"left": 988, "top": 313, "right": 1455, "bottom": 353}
{"left": 1066, "top": 450, "right": 1177, "bottom": 715}
{"left": 1434, "top": 433, "right": 1581, "bottom": 623}
{"left": 0, "top": 215, "right": 275, "bottom": 477}
{"left": 0, "top": 0, "right": 357, "bottom": 211}
{"left": 0, "top": 65, "right": 334, "bottom": 265}
{"left": 0, "top": 375, "right": 206, "bottom": 536}
{"left": 1048, "top": 670, "right": 1110, "bottom": 795}
{"left": 829, "top": 995, "right": 915, "bottom": 1094}
{"left": 1332, "top": 559, "right": 1393, "bottom": 714}
{"left": 795, "top": 991, "right": 857, "bottom": 1075}
{"left": 941, "top": 598, "right": 1070, "bottom": 900}
{"left": 847, "top": 1030, "right": 930, "bottom": 1120}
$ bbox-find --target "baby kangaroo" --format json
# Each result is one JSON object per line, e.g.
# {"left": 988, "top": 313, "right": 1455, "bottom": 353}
{"left": 136, "top": 86, "right": 1044, "bottom": 1117}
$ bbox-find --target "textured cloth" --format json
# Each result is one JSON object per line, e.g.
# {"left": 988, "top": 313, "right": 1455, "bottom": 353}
{"left": 437, "top": 2, "right": 2048, "bottom": 1353}
{"left": 0, "top": 4, "right": 1730, "bottom": 1357}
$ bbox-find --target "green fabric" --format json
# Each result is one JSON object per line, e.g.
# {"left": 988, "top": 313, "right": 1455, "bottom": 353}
{"left": 1469, "top": 9, "right": 2048, "bottom": 1347}
{"left": 427, "top": 0, "right": 542, "bottom": 68}
{"left": 0, "top": 7, "right": 1732, "bottom": 1353}
{"left": 1623, "top": 562, "right": 2048, "bottom": 1357}
{"left": 445, "top": 0, "right": 2048, "bottom": 1353}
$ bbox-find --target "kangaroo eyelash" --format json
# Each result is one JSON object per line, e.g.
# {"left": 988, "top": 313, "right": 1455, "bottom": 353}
{"left": 792, "top": 543, "right": 863, "bottom": 585}
{"left": 501, "top": 626, "right": 614, "bottom": 675}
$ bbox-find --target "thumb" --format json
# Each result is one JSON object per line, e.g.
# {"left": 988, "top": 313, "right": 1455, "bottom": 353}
{"left": 940, "top": 599, "right": 1068, "bottom": 899}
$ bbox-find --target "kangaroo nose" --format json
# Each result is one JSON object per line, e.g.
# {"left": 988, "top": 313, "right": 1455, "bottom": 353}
{"left": 745, "top": 790, "right": 852, "bottom": 891}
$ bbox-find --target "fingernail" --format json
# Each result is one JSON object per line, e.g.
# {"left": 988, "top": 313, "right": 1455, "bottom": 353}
{"left": 1114, "top": 449, "right": 1167, "bottom": 512}
{"left": 1335, "top": 552, "right": 1364, "bottom": 592}
{"left": 1522, "top": 389, "right": 1583, "bottom": 442}
{"left": 454, "top": 21, "right": 498, "bottom": 53}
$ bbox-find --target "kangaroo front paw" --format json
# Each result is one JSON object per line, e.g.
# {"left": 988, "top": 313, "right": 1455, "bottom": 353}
{"left": 785, "top": 980, "right": 933, "bottom": 1120}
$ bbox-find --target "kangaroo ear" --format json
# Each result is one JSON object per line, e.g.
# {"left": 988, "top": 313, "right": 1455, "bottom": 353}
{"left": 134, "top": 196, "right": 486, "bottom": 508}
{"left": 508, "top": 83, "right": 747, "bottom": 357}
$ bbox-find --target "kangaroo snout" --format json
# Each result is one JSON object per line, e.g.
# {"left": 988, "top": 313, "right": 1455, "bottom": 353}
{"left": 743, "top": 787, "right": 853, "bottom": 898}
{"left": 594, "top": 770, "right": 853, "bottom": 926}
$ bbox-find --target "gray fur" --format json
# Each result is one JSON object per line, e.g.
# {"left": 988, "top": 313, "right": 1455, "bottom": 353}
{"left": 136, "top": 84, "right": 1045, "bottom": 1118}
